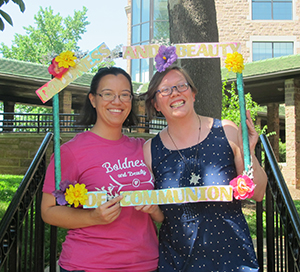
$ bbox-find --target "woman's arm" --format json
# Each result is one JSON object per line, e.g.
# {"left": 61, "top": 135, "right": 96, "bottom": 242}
{"left": 134, "top": 139, "right": 164, "bottom": 223}
{"left": 41, "top": 192, "right": 123, "bottom": 229}
{"left": 135, "top": 204, "right": 165, "bottom": 223}
{"left": 223, "top": 111, "right": 267, "bottom": 202}
{"left": 143, "top": 139, "right": 153, "bottom": 171}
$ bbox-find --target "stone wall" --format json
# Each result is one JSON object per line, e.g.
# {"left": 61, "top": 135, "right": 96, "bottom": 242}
{"left": 0, "top": 134, "right": 74, "bottom": 175}
{"left": 0, "top": 133, "right": 154, "bottom": 176}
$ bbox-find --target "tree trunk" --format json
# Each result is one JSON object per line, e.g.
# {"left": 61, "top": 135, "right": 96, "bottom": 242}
{"left": 168, "top": 0, "right": 222, "bottom": 119}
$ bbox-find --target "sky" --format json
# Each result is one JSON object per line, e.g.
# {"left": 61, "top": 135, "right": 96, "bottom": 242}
{"left": 0, "top": 0, "right": 128, "bottom": 69}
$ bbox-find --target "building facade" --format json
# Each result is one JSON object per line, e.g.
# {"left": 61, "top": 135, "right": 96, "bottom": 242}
{"left": 216, "top": 0, "right": 300, "bottom": 63}
{"left": 126, "top": 0, "right": 300, "bottom": 82}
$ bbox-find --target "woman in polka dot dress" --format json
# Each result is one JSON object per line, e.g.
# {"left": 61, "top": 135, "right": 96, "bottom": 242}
{"left": 143, "top": 66, "right": 267, "bottom": 272}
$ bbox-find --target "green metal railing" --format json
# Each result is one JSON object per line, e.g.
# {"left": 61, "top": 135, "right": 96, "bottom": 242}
{"left": 0, "top": 112, "right": 167, "bottom": 133}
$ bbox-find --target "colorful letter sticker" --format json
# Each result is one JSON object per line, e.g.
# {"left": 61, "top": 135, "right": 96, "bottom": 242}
{"left": 83, "top": 185, "right": 233, "bottom": 208}
{"left": 122, "top": 42, "right": 241, "bottom": 60}
{"left": 36, "top": 42, "right": 111, "bottom": 103}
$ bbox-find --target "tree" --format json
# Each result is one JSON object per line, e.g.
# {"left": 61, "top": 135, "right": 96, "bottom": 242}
{"left": 0, "top": 6, "right": 90, "bottom": 115}
{"left": 0, "top": 0, "right": 25, "bottom": 31}
{"left": 168, "top": 0, "right": 222, "bottom": 119}
{"left": 0, "top": 6, "right": 90, "bottom": 64}
{"left": 221, "top": 80, "right": 262, "bottom": 127}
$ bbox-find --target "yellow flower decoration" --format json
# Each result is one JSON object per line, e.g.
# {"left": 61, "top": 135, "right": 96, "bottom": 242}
{"left": 225, "top": 52, "right": 244, "bottom": 74}
{"left": 65, "top": 183, "right": 88, "bottom": 208}
{"left": 55, "top": 50, "right": 77, "bottom": 68}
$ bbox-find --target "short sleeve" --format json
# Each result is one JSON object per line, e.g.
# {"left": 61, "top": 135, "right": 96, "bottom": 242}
{"left": 42, "top": 144, "right": 79, "bottom": 194}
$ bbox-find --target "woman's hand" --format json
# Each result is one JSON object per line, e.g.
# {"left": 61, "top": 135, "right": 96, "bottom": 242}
{"left": 41, "top": 193, "right": 123, "bottom": 229}
{"left": 90, "top": 195, "right": 123, "bottom": 225}
{"left": 135, "top": 204, "right": 159, "bottom": 214}
{"left": 135, "top": 204, "right": 164, "bottom": 223}
{"left": 236, "top": 110, "right": 267, "bottom": 202}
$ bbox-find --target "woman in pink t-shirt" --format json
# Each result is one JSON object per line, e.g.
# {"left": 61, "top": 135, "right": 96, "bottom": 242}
{"left": 41, "top": 67, "right": 164, "bottom": 272}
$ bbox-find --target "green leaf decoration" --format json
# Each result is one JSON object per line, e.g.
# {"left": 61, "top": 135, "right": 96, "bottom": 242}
{"left": 0, "top": 18, "right": 4, "bottom": 31}
{"left": 12, "top": 0, "right": 25, "bottom": 12}
{"left": 0, "top": 9, "right": 12, "bottom": 25}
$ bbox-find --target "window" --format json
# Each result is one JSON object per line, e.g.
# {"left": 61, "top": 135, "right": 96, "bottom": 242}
{"left": 252, "top": 0, "right": 292, "bottom": 20}
{"left": 252, "top": 42, "right": 293, "bottom": 61}
{"left": 131, "top": 0, "right": 169, "bottom": 82}
{"left": 153, "top": 0, "right": 169, "bottom": 41}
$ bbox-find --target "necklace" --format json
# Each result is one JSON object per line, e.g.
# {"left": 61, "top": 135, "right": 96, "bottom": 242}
{"left": 167, "top": 115, "right": 201, "bottom": 186}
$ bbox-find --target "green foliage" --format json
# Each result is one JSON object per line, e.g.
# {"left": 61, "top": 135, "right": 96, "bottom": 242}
{"left": 243, "top": 209, "right": 258, "bottom": 238}
{"left": 0, "top": 174, "right": 23, "bottom": 219}
{"left": 0, "top": 101, "right": 51, "bottom": 113}
{"left": 13, "top": 104, "right": 53, "bottom": 132}
{"left": 294, "top": 200, "right": 300, "bottom": 217}
{"left": 222, "top": 77, "right": 263, "bottom": 129}
{"left": 91, "top": 61, "right": 115, "bottom": 72}
{"left": 89, "top": 44, "right": 123, "bottom": 73}
{"left": 15, "top": 104, "right": 52, "bottom": 114}
{"left": 279, "top": 138, "right": 286, "bottom": 162}
{"left": 0, "top": 6, "right": 90, "bottom": 64}
{"left": 244, "top": 199, "right": 300, "bottom": 238}
{"left": 0, "top": 0, "right": 25, "bottom": 31}
{"left": 0, "top": 174, "right": 68, "bottom": 268}
{"left": 90, "top": 59, "right": 116, "bottom": 73}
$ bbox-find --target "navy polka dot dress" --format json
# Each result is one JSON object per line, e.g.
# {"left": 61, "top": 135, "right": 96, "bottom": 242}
{"left": 151, "top": 119, "right": 259, "bottom": 272}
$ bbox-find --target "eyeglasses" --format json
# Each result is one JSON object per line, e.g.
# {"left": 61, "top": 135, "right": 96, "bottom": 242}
{"left": 96, "top": 90, "right": 133, "bottom": 102}
{"left": 156, "top": 82, "right": 190, "bottom": 97}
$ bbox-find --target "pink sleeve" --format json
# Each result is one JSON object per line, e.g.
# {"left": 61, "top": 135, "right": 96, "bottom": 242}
{"left": 136, "top": 137, "right": 146, "bottom": 145}
{"left": 42, "top": 145, "right": 79, "bottom": 194}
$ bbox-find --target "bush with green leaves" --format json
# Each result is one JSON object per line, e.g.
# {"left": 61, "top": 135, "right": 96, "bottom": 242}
{"left": 221, "top": 79, "right": 263, "bottom": 129}
{"left": 279, "top": 138, "right": 286, "bottom": 162}
{"left": 222, "top": 78, "right": 286, "bottom": 163}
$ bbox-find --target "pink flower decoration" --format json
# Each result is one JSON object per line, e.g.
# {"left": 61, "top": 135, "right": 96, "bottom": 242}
{"left": 48, "top": 58, "right": 69, "bottom": 79}
{"left": 230, "top": 175, "right": 255, "bottom": 200}
{"left": 155, "top": 45, "right": 178, "bottom": 72}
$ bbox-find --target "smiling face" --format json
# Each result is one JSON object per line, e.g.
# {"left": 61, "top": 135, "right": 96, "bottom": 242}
{"left": 89, "top": 74, "right": 132, "bottom": 130}
{"left": 154, "top": 69, "right": 196, "bottom": 120}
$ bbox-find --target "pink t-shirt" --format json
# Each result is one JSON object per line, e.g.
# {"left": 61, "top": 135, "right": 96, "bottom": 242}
{"left": 43, "top": 131, "right": 158, "bottom": 272}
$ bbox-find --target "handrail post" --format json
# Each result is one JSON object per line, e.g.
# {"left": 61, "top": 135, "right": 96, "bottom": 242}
{"left": 38, "top": 113, "right": 40, "bottom": 134}
{"left": 255, "top": 141, "right": 264, "bottom": 270}
{"left": 34, "top": 178, "right": 45, "bottom": 271}
{"left": 266, "top": 182, "right": 275, "bottom": 271}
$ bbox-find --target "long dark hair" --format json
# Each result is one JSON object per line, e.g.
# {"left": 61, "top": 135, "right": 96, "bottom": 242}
{"left": 77, "top": 67, "right": 137, "bottom": 127}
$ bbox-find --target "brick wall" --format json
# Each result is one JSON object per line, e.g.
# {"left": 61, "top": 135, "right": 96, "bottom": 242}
{"left": 282, "top": 78, "right": 300, "bottom": 187}
{"left": 215, "top": 0, "right": 300, "bottom": 64}
{"left": 0, "top": 134, "right": 74, "bottom": 175}
{"left": 0, "top": 133, "right": 153, "bottom": 176}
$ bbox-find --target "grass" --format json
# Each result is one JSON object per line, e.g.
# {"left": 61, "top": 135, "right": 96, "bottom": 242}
{"left": 0, "top": 174, "right": 23, "bottom": 219}
{"left": 294, "top": 200, "right": 300, "bottom": 214}
{"left": 242, "top": 198, "right": 300, "bottom": 238}
{"left": 242, "top": 200, "right": 265, "bottom": 238}
{"left": 0, "top": 174, "right": 68, "bottom": 269}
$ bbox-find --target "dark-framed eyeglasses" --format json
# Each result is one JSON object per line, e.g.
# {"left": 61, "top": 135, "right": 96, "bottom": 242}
{"left": 96, "top": 90, "right": 133, "bottom": 102}
{"left": 156, "top": 82, "right": 190, "bottom": 97}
